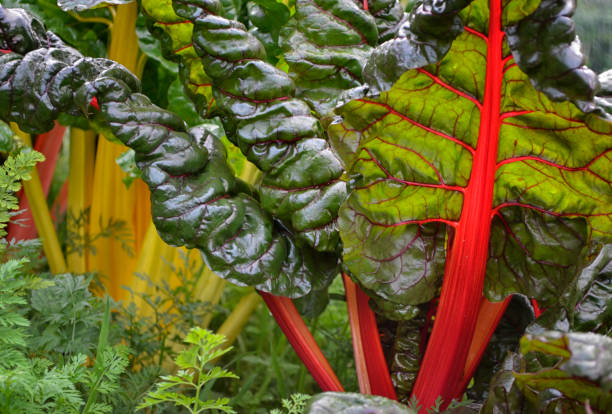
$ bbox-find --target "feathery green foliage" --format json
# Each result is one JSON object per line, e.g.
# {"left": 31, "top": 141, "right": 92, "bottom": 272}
{"left": 138, "top": 328, "right": 238, "bottom": 414}
{"left": 270, "top": 393, "right": 310, "bottom": 414}
{"left": 0, "top": 146, "right": 45, "bottom": 238}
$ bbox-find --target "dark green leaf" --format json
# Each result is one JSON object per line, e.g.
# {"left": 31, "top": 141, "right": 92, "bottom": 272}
{"left": 57, "top": 0, "right": 131, "bottom": 12}
{"left": 304, "top": 392, "right": 417, "bottom": 413}
{"left": 516, "top": 331, "right": 612, "bottom": 412}
{"left": 3, "top": 0, "right": 108, "bottom": 58}
{"left": 0, "top": 5, "right": 338, "bottom": 298}
{"left": 0, "top": 120, "right": 14, "bottom": 153}
{"left": 279, "top": 0, "right": 377, "bottom": 115}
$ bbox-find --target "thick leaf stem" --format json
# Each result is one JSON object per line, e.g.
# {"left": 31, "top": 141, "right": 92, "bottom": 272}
{"left": 343, "top": 274, "right": 397, "bottom": 399}
{"left": 66, "top": 128, "right": 95, "bottom": 273}
{"left": 10, "top": 124, "right": 67, "bottom": 273}
{"left": 457, "top": 296, "right": 511, "bottom": 396}
{"left": 7, "top": 123, "right": 65, "bottom": 241}
{"left": 411, "top": 0, "right": 505, "bottom": 410}
{"left": 259, "top": 292, "right": 343, "bottom": 392}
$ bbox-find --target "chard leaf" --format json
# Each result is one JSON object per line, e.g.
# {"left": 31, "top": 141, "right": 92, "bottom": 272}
{"left": 389, "top": 310, "right": 427, "bottom": 403}
{"left": 279, "top": 0, "right": 377, "bottom": 115}
{"left": 329, "top": 0, "right": 611, "bottom": 408}
{"left": 330, "top": 0, "right": 611, "bottom": 325}
{"left": 141, "top": 0, "right": 214, "bottom": 118}
{"left": 0, "top": 5, "right": 337, "bottom": 298}
{"left": 3, "top": 0, "right": 108, "bottom": 58}
{"left": 572, "top": 244, "right": 612, "bottom": 335}
{"left": 515, "top": 331, "right": 612, "bottom": 412}
{"left": 367, "top": 0, "right": 407, "bottom": 43}
{"left": 57, "top": 0, "right": 131, "bottom": 12}
{"left": 172, "top": 0, "right": 352, "bottom": 253}
{"left": 304, "top": 392, "right": 417, "bottom": 413}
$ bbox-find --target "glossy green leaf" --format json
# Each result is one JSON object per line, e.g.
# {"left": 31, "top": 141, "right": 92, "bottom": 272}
{"left": 279, "top": 0, "right": 377, "bottom": 116}
{"left": 247, "top": 0, "right": 290, "bottom": 60}
{"left": 367, "top": 0, "right": 407, "bottom": 43}
{"left": 389, "top": 311, "right": 427, "bottom": 403}
{"left": 135, "top": 14, "right": 178, "bottom": 73}
{"left": 331, "top": 0, "right": 611, "bottom": 408}
{"left": 0, "top": 120, "right": 14, "bottom": 153}
{"left": 173, "top": 0, "right": 349, "bottom": 253}
{"left": 57, "top": 0, "right": 131, "bottom": 12}
{"left": 329, "top": 0, "right": 612, "bottom": 312}
{"left": 572, "top": 245, "right": 612, "bottom": 335}
{"left": 304, "top": 392, "right": 417, "bottom": 413}
{"left": 141, "top": 0, "right": 214, "bottom": 118}
{"left": 4, "top": 0, "right": 108, "bottom": 58}
{"left": 515, "top": 331, "right": 612, "bottom": 412}
{"left": 0, "top": 5, "right": 337, "bottom": 298}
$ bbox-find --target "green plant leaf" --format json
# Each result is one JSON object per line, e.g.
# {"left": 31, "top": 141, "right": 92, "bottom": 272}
{"left": 515, "top": 331, "right": 612, "bottom": 412}
{"left": 279, "top": 0, "right": 377, "bottom": 115}
{"left": 57, "top": 0, "right": 132, "bottom": 12}
{"left": 172, "top": 0, "right": 351, "bottom": 253}
{"left": 3, "top": 0, "right": 109, "bottom": 58}
{"left": 329, "top": 0, "right": 611, "bottom": 330}
{"left": 141, "top": 0, "right": 214, "bottom": 118}
{"left": 0, "top": 5, "right": 337, "bottom": 298}
{"left": 303, "top": 392, "right": 417, "bottom": 413}
{"left": 329, "top": 0, "right": 611, "bottom": 408}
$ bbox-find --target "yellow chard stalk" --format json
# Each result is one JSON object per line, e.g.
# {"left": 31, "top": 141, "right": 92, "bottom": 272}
{"left": 66, "top": 128, "right": 95, "bottom": 273}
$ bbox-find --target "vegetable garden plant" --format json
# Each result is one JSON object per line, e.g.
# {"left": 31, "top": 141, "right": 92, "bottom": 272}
{"left": 1, "top": 0, "right": 611, "bottom": 412}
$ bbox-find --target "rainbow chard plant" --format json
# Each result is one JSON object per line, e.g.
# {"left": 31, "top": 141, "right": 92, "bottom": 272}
{"left": 0, "top": 0, "right": 610, "bottom": 412}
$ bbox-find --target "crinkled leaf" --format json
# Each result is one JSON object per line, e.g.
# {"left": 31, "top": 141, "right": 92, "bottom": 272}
{"left": 141, "top": 0, "right": 214, "bottom": 117}
{"left": 247, "top": 0, "right": 291, "bottom": 60}
{"left": 572, "top": 244, "right": 612, "bottom": 335}
{"left": 329, "top": 0, "right": 612, "bottom": 309}
{"left": 0, "top": 120, "right": 14, "bottom": 152}
{"left": 367, "top": 0, "right": 407, "bottom": 43}
{"left": 279, "top": 0, "right": 377, "bottom": 116}
{"left": 304, "top": 392, "right": 417, "bottom": 413}
{"left": 4, "top": 0, "right": 108, "bottom": 58}
{"left": 57, "top": 0, "right": 131, "bottom": 12}
{"left": 197, "top": 119, "right": 246, "bottom": 177}
{"left": 248, "top": 0, "right": 290, "bottom": 33}
{"left": 515, "top": 331, "right": 612, "bottom": 412}
{"left": 0, "top": 5, "right": 338, "bottom": 299}
{"left": 389, "top": 310, "right": 427, "bottom": 403}
{"left": 173, "top": 0, "right": 348, "bottom": 253}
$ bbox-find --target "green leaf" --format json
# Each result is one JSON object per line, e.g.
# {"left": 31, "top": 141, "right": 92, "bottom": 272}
{"left": 116, "top": 149, "right": 142, "bottom": 188}
{"left": 572, "top": 244, "right": 612, "bottom": 335}
{"left": 135, "top": 14, "right": 178, "bottom": 73}
{"left": 0, "top": 120, "right": 14, "bottom": 152}
{"left": 329, "top": 0, "right": 612, "bottom": 309}
{"left": 303, "top": 392, "right": 417, "bottom": 413}
{"left": 141, "top": 0, "right": 214, "bottom": 118}
{"left": 4, "top": 0, "right": 109, "bottom": 58}
{"left": 172, "top": 0, "right": 349, "bottom": 253}
{"left": 388, "top": 310, "right": 427, "bottom": 402}
{"left": 167, "top": 78, "right": 203, "bottom": 127}
{"left": 57, "top": 0, "right": 132, "bottom": 12}
{"left": 515, "top": 331, "right": 612, "bottom": 412}
{"left": 279, "top": 0, "right": 377, "bottom": 115}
